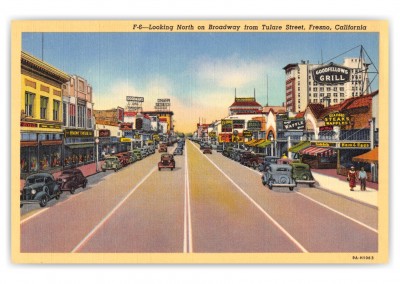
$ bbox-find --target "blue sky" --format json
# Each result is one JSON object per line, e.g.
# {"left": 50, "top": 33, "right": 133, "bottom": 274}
{"left": 22, "top": 32, "right": 379, "bottom": 132}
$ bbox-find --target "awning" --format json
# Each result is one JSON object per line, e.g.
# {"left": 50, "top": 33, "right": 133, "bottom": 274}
{"left": 66, "top": 143, "right": 95, "bottom": 149}
{"left": 299, "top": 146, "right": 336, "bottom": 157}
{"left": 289, "top": 141, "right": 311, "bottom": 153}
{"left": 257, "top": 140, "right": 272, "bottom": 148}
{"left": 252, "top": 139, "right": 266, "bottom": 146}
{"left": 245, "top": 139, "right": 257, "bottom": 146}
{"left": 352, "top": 147, "right": 378, "bottom": 163}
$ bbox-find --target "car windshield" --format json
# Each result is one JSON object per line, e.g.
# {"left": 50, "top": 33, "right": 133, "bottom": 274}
{"left": 26, "top": 177, "right": 45, "bottom": 184}
{"left": 276, "top": 168, "right": 290, "bottom": 172}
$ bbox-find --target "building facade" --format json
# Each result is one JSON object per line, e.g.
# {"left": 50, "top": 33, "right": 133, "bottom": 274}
{"left": 283, "top": 58, "right": 371, "bottom": 112}
{"left": 20, "top": 51, "right": 70, "bottom": 177}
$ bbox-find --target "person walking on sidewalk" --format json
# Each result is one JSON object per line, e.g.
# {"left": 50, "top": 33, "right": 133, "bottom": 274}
{"left": 358, "top": 167, "right": 367, "bottom": 191}
{"left": 347, "top": 166, "right": 357, "bottom": 191}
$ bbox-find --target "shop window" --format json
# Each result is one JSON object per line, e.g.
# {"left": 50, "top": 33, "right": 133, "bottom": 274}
{"left": 21, "top": 133, "right": 37, "bottom": 141}
{"left": 40, "top": 96, "right": 48, "bottom": 119}
{"left": 39, "top": 145, "right": 62, "bottom": 171}
{"left": 21, "top": 147, "right": 38, "bottom": 174}
{"left": 53, "top": 100, "right": 60, "bottom": 121}
{"left": 25, "top": 92, "right": 35, "bottom": 117}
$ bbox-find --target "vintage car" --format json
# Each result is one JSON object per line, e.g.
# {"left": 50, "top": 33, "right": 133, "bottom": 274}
{"left": 216, "top": 145, "right": 223, "bottom": 152}
{"left": 242, "top": 153, "right": 265, "bottom": 169}
{"left": 20, "top": 173, "right": 62, "bottom": 207}
{"left": 57, "top": 169, "right": 88, "bottom": 194}
{"left": 173, "top": 147, "right": 183, "bottom": 155}
{"left": 291, "top": 162, "right": 316, "bottom": 187}
{"left": 122, "top": 152, "right": 136, "bottom": 164}
{"left": 115, "top": 153, "right": 130, "bottom": 167}
{"left": 222, "top": 146, "right": 233, "bottom": 157}
{"left": 261, "top": 164, "right": 297, "bottom": 191}
{"left": 203, "top": 146, "right": 212, "bottom": 154}
{"left": 158, "top": 154, "right": 175, "bottom": 171}
{"left": 258, "top": 156, "right": 279, "bottom": 172}
{"left": 101, "top": 156, "right": 123, "bottom": 172}
{"left": 131, "top": 149, "right": 143, "bottom": 160}
{"left": 158, "top": 144, "right": 168, "bottom": 153}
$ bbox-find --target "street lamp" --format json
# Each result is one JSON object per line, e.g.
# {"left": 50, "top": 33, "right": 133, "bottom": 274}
{"left": 95, "top": 137, "right": 99, "bottom": 173}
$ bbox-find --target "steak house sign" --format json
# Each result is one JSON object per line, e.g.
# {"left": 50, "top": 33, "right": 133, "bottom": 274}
{"left": 312, "top": 63, "right": 351, "bottom": 84}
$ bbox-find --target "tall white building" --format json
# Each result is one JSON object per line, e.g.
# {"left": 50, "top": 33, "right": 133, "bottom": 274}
{"left": 283, "top": 58, "right": 371, "bottom": 113}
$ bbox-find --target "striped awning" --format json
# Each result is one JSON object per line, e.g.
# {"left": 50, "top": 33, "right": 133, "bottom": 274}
{"left": 299, "top": 146, "right": 336, "bottom": 157}
{"left": 245, "top": 139, "right": 257, "bottom": 146}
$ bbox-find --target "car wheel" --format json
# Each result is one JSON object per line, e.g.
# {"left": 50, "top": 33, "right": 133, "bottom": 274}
{"left": 268, "top": 180, "right": 273, "bottom": 190}
{"left": 70, "top": 187, "right": 76, "bottom": 194}
{"left": 170, "top": 168, "right": 173, "bottom": 171}
{"left": 39, "top": 195, "right": 48, "bottom": 207}
{"left": 114, "top": 168, "right": 118, "bottom": 172}
{"left": 102, "top": 169, "right": 106, "bottom": 172}
{"left": 289, "top": 187, "right": 294, "bottom": 191}
{"left": 309, "top": 183, "right": 315, "bottom": 188}
{"left": 158, "top": 167, "right": 161, "bottom": 171}
{"left": 20, "top": 204, "right": 23, "bottom": 208}
{"left": 262, "top": 179, "right": 266, "bottom": 186}
{"left": 252, "top": 162, "right": 257, "bottom": 169}
{"left": 82, "top": 180, "right": 87, "bottom": 188}
{"left": 55, "top": 192, "right": 61, "bottom": 200}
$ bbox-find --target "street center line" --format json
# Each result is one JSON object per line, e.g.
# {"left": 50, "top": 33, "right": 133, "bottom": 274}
{"left": 190, "top": 141, "right": 308, "bottom": 253}
{"left": 183, "top": 144, "right": 193, "bottom": 253}
{"left": 71, "top": 166, "right": 157, "bottom": 253}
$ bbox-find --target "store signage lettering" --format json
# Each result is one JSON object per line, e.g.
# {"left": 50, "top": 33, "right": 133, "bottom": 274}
{"left": 40, "top": 123, "right": 61, "bottom": 129}
{"left": 134, "top": 134, "right": 141, "bottom": 139}
{"left": 99, "top": 129, "right": 110, "bottom": 137}
{"left": 126, "top": 96, "right": 144, "bottom": 102}
{"left": 120, "top": 138, "right": 132, "bottom": 142}
{"left": 283, "top": 119, "right": 305, "bottom": 130}
{"left": 233, "top": 119, "right": 245, "bottom": 129}
{"left": 221, "top": 120, "right": 233, "bottom": 132}
{"left": 209, "top": 131, "right": 216, "bottom": 138}
{"left": 64, "top": 129, "right": 94, "bottom": 137}
{"left": 120, "top": 123, "right": 133, "bottom": 130}
{"left": 324, "top": 112, "right": 350, "bottom": 126}
{"left": 319, "top": 125, "right": 334, "bottom": 132}
{"left": 312, "top": 63, "right": 350, "bottom": 84}
{"left": 340, "top": 142, "right": 371, "bottom": 148}
{"left": 20, "top": 122, "right": 38, "bottom": 128}
{"left": 311, "top": 141, "right": 337, "bottom": 147}
{"left": 243, "top": 130, "right": 253, "bottom": 137}
{"left": 247, "top": 120, "right": 261, "bottom": 130}
{"left": 235, "top": 97, "right": 255, "bottom": 102}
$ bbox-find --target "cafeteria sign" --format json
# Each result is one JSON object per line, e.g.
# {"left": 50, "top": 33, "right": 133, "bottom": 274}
{"left": 312, "top": 63, "right": 351, "bottom": 84}
{"left": 324, "top": 112, "right": 350, "bottom": 126}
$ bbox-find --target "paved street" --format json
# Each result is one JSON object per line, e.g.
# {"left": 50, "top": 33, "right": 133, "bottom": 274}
{"left": 20, "top": 140, "right": 378, "bottom": 253}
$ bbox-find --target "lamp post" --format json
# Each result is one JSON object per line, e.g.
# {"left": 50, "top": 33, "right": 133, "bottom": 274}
{"left": 95, "top": 137, "right": 99, "bottom": 173}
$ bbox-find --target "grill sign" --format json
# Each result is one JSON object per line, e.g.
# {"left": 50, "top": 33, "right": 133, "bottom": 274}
{"left": 312, "top": 63, "right": 350, "bottom": 84}
{"left": 283, "top": 119, "right": 305, "bottom": 130}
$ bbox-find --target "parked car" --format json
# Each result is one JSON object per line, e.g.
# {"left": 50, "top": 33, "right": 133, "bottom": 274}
{"left": 57, "top": 169, "right": 88, "bottom": 194}
{"left": 159, "top": 144, "right": 168, "bottom": 153}
{"left": 242, "top": 153, "right": 265, "bottom": 169}
{"left": 216, "top": 145, "right": 223, "bottom": 152}
{"left": 291, "top": 162, "right": 316, "bottom": 187}
{"left": 101, "top": 156, "right": 123, "bottom": 172}
{"left": 239, "top": 151, "right": 254, "bottom": 165}
{"left": 122, "top": 152, "right": 136, "bottom": 164}
{"left": 174, "top": 147, "right": 183, "bottom": 155}
{"left": 222, "top": 146, "right": 233, "bottom": 157}
{"left": 20, "top": 173, "right": 62, "bottom": 207}
{"left": 258, "top": 156, "right": 279, "bottom": 172}
{"left": 261, "top": 164, "right": 297, "bottom": 191}
{"left": 131, "top": 149, "right": 143, "bottom": 160}
{"left": 158, "top": 154, "right": 175, "bottom": 171}
{"left": 203, "top": 146, "right": 212, "bottom": 154}
{"left": 115, "top": 153, "right": 130, "bottom": 167}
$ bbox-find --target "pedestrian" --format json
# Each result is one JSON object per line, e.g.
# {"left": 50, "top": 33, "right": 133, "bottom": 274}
{"left": 358, "top": 167, "right": 367, "bottom": 191}
{"left": 347, "top": 165, "right": 357, "bottom": 191}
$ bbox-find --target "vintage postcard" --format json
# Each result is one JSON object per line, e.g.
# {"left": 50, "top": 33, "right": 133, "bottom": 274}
{"left": 11, "top": 20, "right": 388, "bottom": 263}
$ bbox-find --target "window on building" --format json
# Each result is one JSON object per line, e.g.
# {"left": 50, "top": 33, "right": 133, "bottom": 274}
{"left": 63, "top": 103, "right": 67, "bottom": 126}
{"left": 25, "top": 92, "right": 35, "bottom": 117}
{"left": 333, "top": 93, "right": 338, "bottom": 97}
{"left": 298, "top": 87, "right": 300, "bottom": 91}
{"left": 40, "top": 96, "right": 48, "bottom": 119}
{"left": 327, "top": 87, "right": 331, "bottom": 91}
{"left": 333, "top": 87, "right": 338, "bottom": 91}
{"left": 340, "top": 93, "right": 345, "bottom": 97}
{"left": 333, "top": 99, "right": 338, "bottom": 103}
{"left": 53, "top": 100, "right": 60, "bottom": 121}
{"left": 77, "top": 104, "right": 85, "bottom": 128}
{"left": 78, "top": 79, "right": 85, "bottom": 92}
{"left": 313, "top": 87, "right": 317, "bottom": 91}
{"left": 87, "top": 108, "right": 92, "bottom": 128}
{"left": 69, "top": 104, "right": 76, "bottom": 127}
{"left": 340, "top": 87, "right": 345, "bottom": 91}
{"left": 327, "top": 93, "right": 331, "bottom": 97}
{"left": 314, "top": 93, "right": 318, "bottom": 97}
{"left": 313, "top": 99, "right": 318, "bottom": 103}
{"left": 320, "top": 87, "right": 324, "bottom": 91}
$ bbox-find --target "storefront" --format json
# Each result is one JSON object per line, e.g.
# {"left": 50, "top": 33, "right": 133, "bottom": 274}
{"left": 63, "top": 129, "right": 95, "bottom": 168}
{"left": 299, "top": 142, "right": 337, "bottom": 169}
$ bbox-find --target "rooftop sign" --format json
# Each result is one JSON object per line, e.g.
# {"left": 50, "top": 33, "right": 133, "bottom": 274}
{"left": 312, "top": 63, "right": 351, "bottom": 84}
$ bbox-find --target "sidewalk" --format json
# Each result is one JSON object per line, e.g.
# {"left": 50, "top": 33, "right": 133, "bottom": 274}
{"left": 311, "top": 168, "right": 378, "bottom": 207}
{"left": 20, "top": 161, "right": 104, "bottom": 190}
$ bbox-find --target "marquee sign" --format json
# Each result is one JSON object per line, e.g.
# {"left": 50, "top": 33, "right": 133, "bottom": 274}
{"left": 312, "top": 63, "right": 351, "bottom": 84}
{"left": 324, "top": 112, "right": 351, "bottom": 126}
{"left": 64, "top": 129, "right": 94, "bottom": 137}
{"left": 283, "top": 119, "right": 305, "bottom": 130}
{"left": 221, "top": 119, "right": 233, "bottom": 132}
{"left": 243, "top": 130, "right": 253, "bottom": 137}
{"left": 247, "top": 120, "right": 261, "bottom": 131}
{"left": 126, "top": 96, "right": 144, "bottom": 102}
{"left": 233, "top": 119, "right": 245, "bottom": 129}
{"left": 98, "top": 129, "right": 110, "bottom": 137}
{"left": 235, "top": 97, "right": 255, "bottom": 102}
